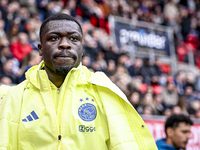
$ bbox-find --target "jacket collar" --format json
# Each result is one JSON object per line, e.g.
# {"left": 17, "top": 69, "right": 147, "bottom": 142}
{"left": 25, "top": 61, "right": 85, "bottom": 90}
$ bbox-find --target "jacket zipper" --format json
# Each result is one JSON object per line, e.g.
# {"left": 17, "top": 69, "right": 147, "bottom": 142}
{"left": 59, "top": 74, "right": 72, "bottom": 150}
{"left": 57, "top": 88, "right": 62, "bottom": 150}
{"left": 49, "top": 86, "right": 61, "bottom": 149}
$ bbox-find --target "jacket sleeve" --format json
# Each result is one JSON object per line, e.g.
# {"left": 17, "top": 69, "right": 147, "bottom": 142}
{"left": 94, "top": 85, "right": 158, "bottom": 150}
{"left": 0, "top": 86, "right": 22, "bottom": 149}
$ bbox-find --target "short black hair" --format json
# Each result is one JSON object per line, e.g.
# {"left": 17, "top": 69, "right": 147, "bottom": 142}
{"left": 39, "top": 13, "right": 83, "bottom": 42}
{"left": 165, "top": 114, "right": 193, "bottom": 134}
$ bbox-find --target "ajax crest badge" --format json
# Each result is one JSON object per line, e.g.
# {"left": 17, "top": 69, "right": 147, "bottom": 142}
{"left": 78, "top": 103, "right": 97, "bottom": 121}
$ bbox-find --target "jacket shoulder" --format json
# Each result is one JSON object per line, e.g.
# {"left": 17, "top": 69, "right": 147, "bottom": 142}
{"left": 1, "top": 80, "right": 28, "bottom": 101}
{"left": 0, "top": 84, "right": 13, "bottom": 97}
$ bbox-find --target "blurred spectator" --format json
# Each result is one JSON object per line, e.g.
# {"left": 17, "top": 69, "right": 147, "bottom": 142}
{"left": 104, "top": 59, "right": 116, "bottom": 77}
{"left": 163, "top": 0, "right": 179, "bottom": 26}
{"left": 10, "top": 32, "right": 32, "bottom": 61}
{"left": 95, "top": 51, "right": 107, "bottom": 71}
{"left": 137, "top": 58, "right": 159, "bottom": 85}
{"left": 153, "top": 58, "right": 163, "bottom": 76}
{"left": 137, "top": 92, "right": 156, "bottom": 115}
{"left": 185, "top": 72, "right": 196, "bottom": 90}
{"left": 18, "top": 50, "right": 41, "bottom": 83}
{"left": 143, "top": 105, "right": 154, "bottom": 116}
{"left": 174, "top": 70, "right": 186, "bottom": 95}
{"left": 7, "top": 23, "right": 20, "bottom": 43}
{"left": 0, "top": 58, "right": 17, "bottom": 83}
{"left": 112, "top": 64, "right": 132, "bottom": 96}
{"left": 179, "top": 5, "right": 191, "bottom": 42}
{"left": 194, "top": 109, "right": 200, "bottom": 118}
{"left": 36, "top": 0, "right": 49, "bottom": 21}
{"left": 187, "top": 100, "right": 200, "bottom": 117}
{"left": 153, "top": 94, "right": 165, "bottom": 115}
{"left": 83, "top": 28, "right": 103, "bottom": 62}
{"left": 127, "top": 90, "right": 140, "bottom": 113}
{"left": 19, "top": 0, "right": 37, "bottom": 16}
{"left": 163, "top": 108, "right": 173, "bottom": 117}
{"left": 0, "top": 0, "right": 8, "bottom": 22}
{"left": 177, "top": 96, "right": 189, "bottom": 115}
{"left": 0, "top": 45, "right": 12, "bottom": 74}
{"left": 127, "top": 57, "right": 143, "bottom": 78}
{"left": 182, "top": 84, "right": 199, "bottom": 105}
{"left": 0, "top": 75, "right": 12, "bottom": 85}
{"left": 0, "top": 19, "right": 6, "bottom": 38}
{"left": 161, "top": 78, "right": 179, "bottom": 108}
{"left": 82, "top": 54, "right": 92, "bottom": 70}
{"left": 172, "top": 105, "right": 182, "bottom": 115}
{"left": 102, "top": 39, "right": 119, "bottom": 65}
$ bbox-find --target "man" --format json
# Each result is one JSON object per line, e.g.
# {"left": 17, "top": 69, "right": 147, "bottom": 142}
{"left": 156, "top": 114, "right": 193, "bottom": 150}
{"left": 0, "top": 13, "right": 157, "bottom": 149}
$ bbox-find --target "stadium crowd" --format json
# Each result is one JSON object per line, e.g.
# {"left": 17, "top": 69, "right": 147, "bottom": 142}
{"left": 1, "top": 0, "right": 200, "bottom": 119}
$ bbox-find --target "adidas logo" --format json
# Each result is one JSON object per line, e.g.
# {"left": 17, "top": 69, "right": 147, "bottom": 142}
{"left": 22, "top": 111, "right": 39, "bottom": 122}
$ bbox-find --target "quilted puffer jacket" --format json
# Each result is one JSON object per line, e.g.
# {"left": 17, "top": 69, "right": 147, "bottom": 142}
{"left": 0, "top": 62, "right": 158, "bottom": 150}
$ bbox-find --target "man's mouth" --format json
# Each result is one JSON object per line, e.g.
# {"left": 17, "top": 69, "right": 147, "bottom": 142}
{"left": 183, "top": 141, "right": 188, "bottom": 146}
{"left": 54, "top": 52, "right": 76, "bottom": 59}
{"left": 53, "top": 53, "right": 76, "bottom": 64}
{"left": 54, "top": 56, "right": 74, "bottom": 62}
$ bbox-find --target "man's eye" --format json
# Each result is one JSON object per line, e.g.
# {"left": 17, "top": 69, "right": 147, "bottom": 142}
{"left": 69, "top": 36, "right": 78, "bottom": 41}
{"left": 51, "top": 36, "right": 59, "bottom": 41}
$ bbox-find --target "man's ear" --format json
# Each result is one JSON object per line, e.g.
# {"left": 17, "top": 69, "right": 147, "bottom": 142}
{"left": 166, "top": 127, "right": 174, "bottom": 138}
{"left": 38, "top": 43, "right": 42, "bottom": 56}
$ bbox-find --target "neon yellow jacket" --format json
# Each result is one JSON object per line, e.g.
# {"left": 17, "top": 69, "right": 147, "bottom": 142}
{"left": 0, "top": 62, "right": 157, "bottom": 150}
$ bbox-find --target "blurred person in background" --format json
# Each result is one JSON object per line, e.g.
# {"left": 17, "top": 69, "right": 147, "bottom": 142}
{"left": 182, "top": 84, "right": 199, "bottom": 107}
{"left": 102, "top": 39, "right": 119, "bottom": 65}
{"left": 161, "top": 77, "right": 179, "bottom": 109}
{"left": 137, "top": 58, "right": 160, "bottom": 85}
{"left": 0, "top": 19, "right": 6, "bottom": 38}
{"left": 143, "top": 105, "right": 154, "bottom": 116}
{"left": 187, "top": 100, "right": 200, "bottom": 118}
{"left": 127, "top": 57, "right": 143, "bottom": 78}
{"left": 177, "top": 96, "right": 189, "bottom": 115}
{"left": 174, "top": 70, "right": 186, "bottom": 95}
{"left": 104, "top": 59, "right": 116, "bottom": 77}
{"left": 95, "top": 51, "right": 107, "bottom": 71}
{"left": 156, "top": 114, "right": 193, "bottom": 150}
{"left": 171, "top": 105, "right": 182, "bottom": 115}
{"left": 0, "top": 45, "right": 12, "bottom": 74}
{"left": 153, "top": 94, "right": 165, "bottom": 115}
{"left": 137, "top": 92, "right": 156, "bottom": 115}
{"left": 10, "top": 32, "right": 32, "bottom": 62}
{"left": 127, "top": 90, "right": 141, "bottom": 112}
{"left": 163, "top": 108, "right": 173, "bottom": 118}
{"left": 81, "top": 54, "right": 92, "bottom": 70}
{"left": 17, "top": 50, "right": 41, "bottom": 83}
{"left": 0, "top": 75, "right": 12, "bottom": 85}
{"left": 112, "top": 64, "right": 132, "bottom": 96}
{"left": 0, "top": 58, "right": 17, "bottom": 83}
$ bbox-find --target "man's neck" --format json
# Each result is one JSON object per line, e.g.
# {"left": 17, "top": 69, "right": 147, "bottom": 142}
{"left": 165, "top": 138, "right": 178, "bottom": 149}
{"left": 45, "top": 68, "right": 67, "bottom": 88}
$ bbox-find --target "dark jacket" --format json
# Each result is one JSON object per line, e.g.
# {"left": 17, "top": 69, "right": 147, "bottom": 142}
{"left": 156, "top": 138, "right": 179, "bottom": 150}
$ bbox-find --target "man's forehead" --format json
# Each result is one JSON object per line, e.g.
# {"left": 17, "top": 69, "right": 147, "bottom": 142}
{"left": 45, "top": 20, "right": 81, "bottom": 33}
{"left": 175, "top": 122, "right": 191, "bottom": 130}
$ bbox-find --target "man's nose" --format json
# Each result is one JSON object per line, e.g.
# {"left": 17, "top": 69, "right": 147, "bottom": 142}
{"left": 58, "top": 38, "right": 71, "bottom": 50}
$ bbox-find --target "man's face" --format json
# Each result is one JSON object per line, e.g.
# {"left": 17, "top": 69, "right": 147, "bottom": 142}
{"left": 38, "top": 20, "right": 83, "bottom": 76}
{"left": 170, "top": 122, "right": 192, "bottom": 149}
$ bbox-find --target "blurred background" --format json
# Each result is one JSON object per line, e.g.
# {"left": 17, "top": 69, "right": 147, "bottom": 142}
{"left": 0, "top": 0, "right": 200, "bottom": 147}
